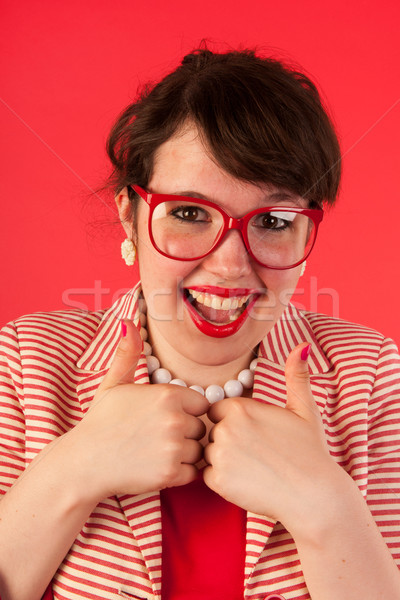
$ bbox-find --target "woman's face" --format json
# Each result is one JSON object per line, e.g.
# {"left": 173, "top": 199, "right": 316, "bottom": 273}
{"left": 119, "top": 125, "right": 307, "bottom": 368}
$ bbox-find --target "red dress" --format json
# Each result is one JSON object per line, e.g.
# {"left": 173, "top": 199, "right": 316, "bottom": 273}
{"left": 161, "top": 470, "right": 246, "bottom": 599}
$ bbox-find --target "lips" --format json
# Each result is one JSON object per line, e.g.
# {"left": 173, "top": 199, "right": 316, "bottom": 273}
{"left": 183, "top": 286, "right": 261, "bottom": 338}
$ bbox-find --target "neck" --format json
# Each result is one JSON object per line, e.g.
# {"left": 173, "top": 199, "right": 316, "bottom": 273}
{"left": 146, "top": 319, "right": 258, "bottom": 389}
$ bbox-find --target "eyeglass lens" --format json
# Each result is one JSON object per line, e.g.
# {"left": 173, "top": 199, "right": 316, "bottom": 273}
{"left": 151, "top": 199, "right": 315, "bottom": 268}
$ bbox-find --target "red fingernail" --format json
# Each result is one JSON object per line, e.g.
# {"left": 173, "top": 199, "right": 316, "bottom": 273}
{"left": 121, "top": 321, "right": 127, "bottom": 338}
{"left": 301, "top": 344, "right": 311, "bottom": 361}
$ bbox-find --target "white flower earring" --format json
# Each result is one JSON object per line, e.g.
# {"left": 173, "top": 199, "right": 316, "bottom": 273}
{"left": 121, "top": 239, "right": 136, "bottom": 266}
{"left": 300, "top": 260, "right": 307, "bottom": 277}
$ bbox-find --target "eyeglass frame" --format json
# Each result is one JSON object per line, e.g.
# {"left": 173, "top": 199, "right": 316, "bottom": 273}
{"left": 131, "top": 185, "right": 324, "bottom": 270}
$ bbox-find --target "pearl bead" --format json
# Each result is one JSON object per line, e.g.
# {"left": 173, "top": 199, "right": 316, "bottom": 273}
{"left": 224, "top": 379, "right": 244, "bottom": 398}
{"left": 152, "top": 368, "right": 172, "bottom": 384}
{"left": 189, "top": 385, "right": 205, "bottom": 395}
{"left": 170, "top": 378, "right": 187, "bottom": 387}
{"left": 138, "top": 306, "right": 256, "bottom": 400}
{"left": 143, "top": 341, "right": 152, "bottom": 356}
{"left": 146, "top": 355, "right": 160, "bottom": 375}
{"left": 238, "top": 368, "right": 254, "bottom": 389}
{"left": 205, "top": 384, "right": 225, "bottom": 404}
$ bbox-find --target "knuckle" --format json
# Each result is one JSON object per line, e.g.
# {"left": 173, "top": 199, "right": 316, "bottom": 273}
{"left": 114, "top": 344, "right": 131, "bottom": 361}
{"left": 155, "top": 384, "right": 182, "bottom": 408}
{"left": 164, "top": 412, "right": 185, "bottom": 432}
{"left": 154, "top": 385, "right": 171, "bottom": 406}
{"left": 291, "top": 371, "right": 311, "bottom": 384}
{"left": 164, "top": 438, "right": 184, "bottom": 458}
{"left": 212, "top": 421, "right": 229, "bottom": 444}
{"left": 226, "top": 397, "right": 249, "bottom": 421}
{"left": 196, "top": 419, "right": 207, "bottom": 439}
{"left": 230, "top": 397, "right": 246, "bottom": 412}
{"left": 208, "top": 440, "right": 225, "bottom": 465}
{"left": 208, "top": 467, "right": 224, "bottom": 492}
{"left": 159, "top": 461, "right": 181, "bottom": 487}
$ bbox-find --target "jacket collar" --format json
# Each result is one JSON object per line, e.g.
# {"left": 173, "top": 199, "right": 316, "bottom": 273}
{"left": 77, "top": 283, "right": 331, "bottom": 375}
{"left": 259, "top": 301, "right": 331, "bottom": 374}
{"left": 76, "top": 285, "right": 142, "bottom": 372}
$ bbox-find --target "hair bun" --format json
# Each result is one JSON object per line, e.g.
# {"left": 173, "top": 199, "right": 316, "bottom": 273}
{"left": 181, "top": 49, "right": 214, "bottom": 69}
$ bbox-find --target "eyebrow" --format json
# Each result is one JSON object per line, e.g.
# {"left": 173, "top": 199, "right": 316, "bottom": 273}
{"left": 267, "top": 191, "right": 303, "bottom": 207}
{"left": 171, "top": 190, "right": 304, "bottom": 207}
{"left": 173, "top": 191, "right": 209, "bottom": 200}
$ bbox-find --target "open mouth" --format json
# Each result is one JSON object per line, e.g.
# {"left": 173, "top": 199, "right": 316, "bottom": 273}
{"left": 182, "top": 286, "right": 261, "bottom": 338}
{"left": 185, "top": 288, "right": 253, "bottom": 323}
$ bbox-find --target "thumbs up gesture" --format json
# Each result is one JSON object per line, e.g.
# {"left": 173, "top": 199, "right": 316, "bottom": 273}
{"left": 203, "top": 343, "right": 340, "bottom": 535}
{"left": 69, "top": 320, "right": 209, "bottom": 502}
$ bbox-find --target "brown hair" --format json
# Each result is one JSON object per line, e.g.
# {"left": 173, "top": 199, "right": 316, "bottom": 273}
{"left": 106, "top": 48, "right": 341, "bottom": 209}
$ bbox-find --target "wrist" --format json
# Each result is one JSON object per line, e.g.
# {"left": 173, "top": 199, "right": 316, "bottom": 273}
{"left": 46, "top": 430, "right": 105, "bottom": 509}
{"left": 286, "top": 462, "right": 361, "bottom": 544}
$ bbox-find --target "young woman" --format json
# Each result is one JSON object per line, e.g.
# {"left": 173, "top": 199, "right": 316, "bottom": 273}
{"left": 1, "top": 48, "right": 399, "bottom": 600}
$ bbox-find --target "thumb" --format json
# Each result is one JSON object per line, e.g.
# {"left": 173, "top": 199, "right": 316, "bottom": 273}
{"left": 285, "top": 343, "right": 320, "bottom": 421}
{"left": 100, "top": 319, "right": 143, "bottom": 390}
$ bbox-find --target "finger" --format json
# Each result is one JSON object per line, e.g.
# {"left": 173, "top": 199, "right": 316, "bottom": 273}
{"left": 203, "top": 440, "right": 214, "bottom": 465}
{"left": 181, "top": 388, "right": 210, "bottom": 418}
{"left": 207, "top": 422, "right": 221, "bottom": 443}
{"left": 207, "top": 397, "right": 234, "bottom": 424}
{"left": 181, "top": 439, "right": 204, "bottom": 465}
{"left": 183, "top": 414, "right": 207, "bottom": 440}
{"left": 100, "top": 319, "right": 143, "bottom": 390}
{"left": 285, "top": 343, "right": 321, "bottom": 420}
{"left": 202, "top": 464, "right": 214, "bottom": 489}
{"left": 167, "top": 463, "right": 199, "bottom": 488}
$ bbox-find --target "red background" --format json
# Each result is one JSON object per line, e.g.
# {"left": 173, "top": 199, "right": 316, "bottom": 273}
{"left": 1, "top": 0, "right": 399, "bottom": 344}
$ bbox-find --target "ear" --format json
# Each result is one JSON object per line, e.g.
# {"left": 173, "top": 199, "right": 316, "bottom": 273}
{"left": 115, "top": 187, "right": 136, "bottom": 241}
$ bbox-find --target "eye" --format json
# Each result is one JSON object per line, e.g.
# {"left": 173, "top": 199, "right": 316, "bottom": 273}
{"left": 171, "top": 205, "right": 211, "bottom": 222}
{"left": 254, "top": 211, "right": 294, "bottom": 230}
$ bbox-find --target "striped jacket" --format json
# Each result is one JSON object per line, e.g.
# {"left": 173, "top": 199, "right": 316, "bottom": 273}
{"left": 1, "top": 283, "right": 400, "bottom": 600}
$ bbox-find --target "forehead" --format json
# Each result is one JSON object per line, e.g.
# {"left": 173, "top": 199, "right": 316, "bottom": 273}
{"left": 150, "top": 126, "right": 228, "bottom": 191}
{"left": 148, "top": 125, "right": 306, "bottom": 212}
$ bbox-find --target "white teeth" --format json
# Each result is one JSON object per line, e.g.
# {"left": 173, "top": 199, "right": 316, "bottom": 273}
{"left": 221, "top": 298, "right": 231, "bottom": 310}
{"left": 187, "top": 289, "right": 251, "bottom": 311}
{"left": 203, "top": 296, "right": 212, "bottom": 308}
{"left": 210, "top": 296, "right": 221, "bottom": 309}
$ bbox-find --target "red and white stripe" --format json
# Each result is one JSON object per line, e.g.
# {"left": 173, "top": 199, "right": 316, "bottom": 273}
{"left": 1, "top": 283, "right": 399, "bottom": 599}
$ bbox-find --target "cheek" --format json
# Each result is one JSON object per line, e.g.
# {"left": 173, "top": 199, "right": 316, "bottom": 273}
{"left": 257, "top": 263, "right": 300, "bottom": 288}
{"left": 137, "top": 248, "right": 198, "bottom": 322}
{"left": 252, "top": 268, "right": 300, "bottom": 317}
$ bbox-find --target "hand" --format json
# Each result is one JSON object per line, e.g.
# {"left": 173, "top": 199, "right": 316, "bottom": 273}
{"left": 67, "top": 320, "right": 209, "bottom": 500}
{"left": 203, "top": 343, "right": 341, "bottom": 535}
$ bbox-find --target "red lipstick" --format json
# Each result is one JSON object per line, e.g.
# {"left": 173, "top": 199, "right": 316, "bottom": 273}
{"left": 182, "top": 290, "right": 259, "bottom": 338}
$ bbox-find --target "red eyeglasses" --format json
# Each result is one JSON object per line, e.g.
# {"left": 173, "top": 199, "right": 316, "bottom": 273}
{"left": 131, "top": 185, "right": 323, "bottom": 270}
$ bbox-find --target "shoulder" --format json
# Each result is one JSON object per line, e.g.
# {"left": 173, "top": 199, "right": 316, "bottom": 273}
{"left": 0, "top": 308, "right": 105, "bottom": 364}
{"left": 302, "top": 309, "right": 386, "bottom": 341}
{"left": 299, "top": 308, "right": 399, "bottom": 367}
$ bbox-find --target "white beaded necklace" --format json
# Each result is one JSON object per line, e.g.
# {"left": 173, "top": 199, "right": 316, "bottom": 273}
{"left": 139, "top": 312, "right": 257, "bottom": 404}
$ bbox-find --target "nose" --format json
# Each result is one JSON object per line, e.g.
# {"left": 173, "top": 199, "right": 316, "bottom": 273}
{"left": 201, "top": 229, "right": 252, "bottom": 280}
